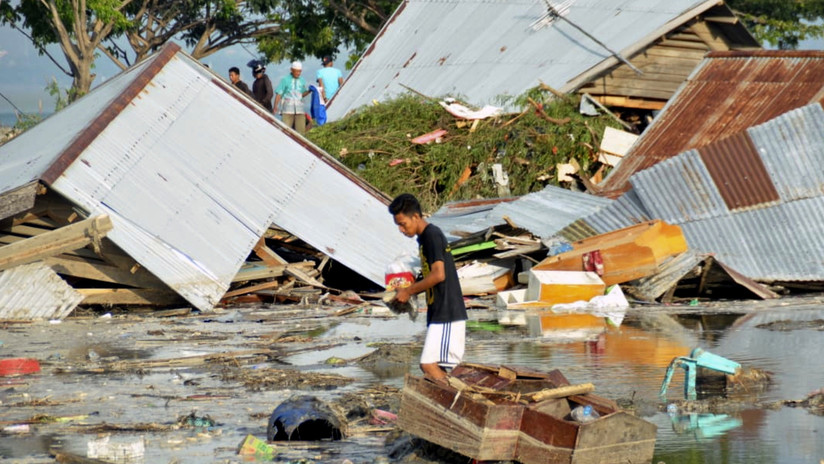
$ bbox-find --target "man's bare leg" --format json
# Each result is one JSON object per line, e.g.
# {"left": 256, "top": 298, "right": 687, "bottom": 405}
{"left": 421, "top": 363, "right": 449, "bottom": 386}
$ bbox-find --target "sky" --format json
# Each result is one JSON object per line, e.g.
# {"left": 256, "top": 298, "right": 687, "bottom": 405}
{"left": 0, "top": 25, "right": 336, "bottom": 114}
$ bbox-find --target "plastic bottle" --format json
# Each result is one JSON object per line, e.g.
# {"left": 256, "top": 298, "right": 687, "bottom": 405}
{"left": 570, "top": 405, "right": 600, "bottom": 424}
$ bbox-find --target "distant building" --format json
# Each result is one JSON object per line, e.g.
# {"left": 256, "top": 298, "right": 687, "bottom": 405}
{"left": 327, "top": 0, "right": 758, "bottom": 121}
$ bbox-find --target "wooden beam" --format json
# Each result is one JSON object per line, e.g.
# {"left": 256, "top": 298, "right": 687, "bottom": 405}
{"left": 232, "top": 261, "right": 314, "bottom": 283}
{"left": 223, "top": 279, "right": 280, "bottom": 298}
{"left": 44, "top": 255, "right": 166, "bottom": 289}
{"left": 690, "top": 22, "right": 732, "bottom": 52}
{"left": 78, "top": 288, "right": 183, "bottom": 305}
{"left": 0, "top": 215, "right": 113, "bottom": 272}
{"left": 97, "top": 239, "right": 140, "bottom": 271}
{"left": 285, "top": 265, "right": 326, "bottom": 288}
{"left": 0, "top": 181, "right": 39, "bottom": 222}
{"left": 589, "top": 95, "right": 667, "bottom": 111}
{"left": 253, "top": 237, "right": 288, "bottom": 266}
{"left": 704, "top": 15, "right": 738, "bottom": 25}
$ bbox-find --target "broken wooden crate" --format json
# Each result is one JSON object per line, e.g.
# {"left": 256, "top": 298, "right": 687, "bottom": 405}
{"left": 533, "top": 220, "right": 688, "bottom": 286}
{"left": 398, "top": 363, "right": 657, "bottom": 464}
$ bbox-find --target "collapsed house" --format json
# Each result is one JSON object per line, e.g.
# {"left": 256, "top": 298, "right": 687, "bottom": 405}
{"left": 571, "top": 101, "right": 824, "bottom": 285}
{"left": 0, "top": 43, "right": 416, "bottom": 318}
{"left": 599, "top": 50, "right": 824, "bottom": 198}
{"left": 327, "top": 0, "right": 757, "bottom": 120}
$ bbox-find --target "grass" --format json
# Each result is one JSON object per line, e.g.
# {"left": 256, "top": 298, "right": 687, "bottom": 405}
{"left": 307, "top": 89, "right": 622, "bottom": 213}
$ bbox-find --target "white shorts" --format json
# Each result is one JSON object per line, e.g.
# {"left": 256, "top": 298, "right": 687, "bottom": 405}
{"left": 420, "top": 320, "right": 466, "bottom": 368}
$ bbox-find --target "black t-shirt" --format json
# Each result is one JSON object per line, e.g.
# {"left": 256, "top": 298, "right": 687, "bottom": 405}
{"left": 417, "top": 224, "right": 467, "bottom": 326}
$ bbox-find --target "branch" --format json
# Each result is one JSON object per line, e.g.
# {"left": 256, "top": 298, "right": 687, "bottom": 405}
{"left": 327, "top": 0, "right": 379, "bottom": 35}
{"left": 7, "top": 21, "right": 73, "bottom": 76}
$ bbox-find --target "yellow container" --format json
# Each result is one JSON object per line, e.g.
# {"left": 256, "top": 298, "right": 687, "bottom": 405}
{"left": 525, "top": 270, "right": 605, "bottom": 305}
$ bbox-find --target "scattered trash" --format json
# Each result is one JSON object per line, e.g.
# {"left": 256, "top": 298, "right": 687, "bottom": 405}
{"left": 2, "top": 424, "right": 31, "bottom": 434}
{"left": 268, "top": 395, "right": 346, "bottom": 441}
{"left": 368, "top": 409, "right": 398, "bottom": 426}
{"left": 87, "top": 434, "right": 146, "bottom": 462}
{"left": 569, "top": 404, "right": 600, "bottom": 423}
{"left": 456, "top": 260, "right": 514, "bottom": 296}
{"left": 178, "top": 411, "right": 216, "bottom": 428}
{"left": 237, "top": 434, "right": 278, "bottom": 460}
{"left": 0, "top": 358, "right": 41, "bottom": 377}
{"left": 659, "top": 348, "right": 770, "bottom": 400}
{"left": 438, "top": 101, "right": 502, "bottom": 120}
{"left": 410, "top": 129, "right": 447, "bottom": 144}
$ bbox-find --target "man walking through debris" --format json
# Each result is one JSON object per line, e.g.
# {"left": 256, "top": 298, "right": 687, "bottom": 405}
{"left": 389, "top": 193, "right": 467, "bottom": 385}
{"left": 229, "top": 67, "right": 252, "bottom": 97}
{"left": 274, "top": 61, "right": 311, "bottom": 135}
{"left": 251, "top": 62, "right": 274, "bottom": 112}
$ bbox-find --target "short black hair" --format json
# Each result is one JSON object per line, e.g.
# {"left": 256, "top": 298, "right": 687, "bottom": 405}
{"left": 229, "top": 66, "right": 240, "bottom": 75}
{"left": 389, "top": 193, "right": 422, "bottom": 216}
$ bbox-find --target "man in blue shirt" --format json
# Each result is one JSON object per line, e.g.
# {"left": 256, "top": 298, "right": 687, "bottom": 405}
{"left": 316, "top": 56, "right": 344, "bottom": 101}
{"left": 274, "top": 61, "right": 310, "bottom": 135}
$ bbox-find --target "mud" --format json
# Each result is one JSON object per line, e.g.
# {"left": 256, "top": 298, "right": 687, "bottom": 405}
{"left": 756, "top": 318, "right": 824, "bottom": 331}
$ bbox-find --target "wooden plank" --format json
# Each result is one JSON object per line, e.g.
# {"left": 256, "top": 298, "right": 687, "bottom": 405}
{"left": 253, "top": 237, "right": 288, "bottom": 266}
{"left": 232, "top": 261, "right": 314, "bottom": 283}
{"left": 0, "top": 215, "right": 113, "bottom": 272}
{"left": 690, "top": 22, "right": 732, "bottom": 52}
{"left": 97, "top": 239, "right": 140, "bottom": 271}
{"left": 0, "top": 182, "right": 39, "bottom": 222}
{"left": 659, "top": 38, "right": 710, "bottom": 50}
{"left": 44, "top": 255, "right": 166, "bottom": 289}
{"left": 285, "top": 265, "right": 326, "bottom": 288}
{"left": 223, "top": 279, "right": 280, "bottom": 298}
{"left": 78, "top": 288, "right": 183, "bottom": 305}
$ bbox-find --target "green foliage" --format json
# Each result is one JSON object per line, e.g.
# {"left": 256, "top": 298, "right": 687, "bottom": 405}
{"left": 729, "top": 0, "right": 824, "bottom": 48}
{"left": 307, "top": 91, "right": 622, "bottom": 213}
{"left": 12, "top": 113, "right": 42, "bottom": 132}
{"left": 46, "top": 77, "right": 74, "bottom": 112}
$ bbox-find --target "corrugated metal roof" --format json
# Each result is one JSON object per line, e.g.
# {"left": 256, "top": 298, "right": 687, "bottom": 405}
{"left": 631, "top": 149, "right": 729, "bottom": 223}
{"left": 618, "top": 103, "right": 824, "bottom": 281}
{"left": 600, "top": 51, "right": 824, "bottom": 197}
{"left": 328, "top": 0, "right": 726, "bottom": 120}
{"left": 0, "top": 263, "right": 84, "bottom": 320}
{"left": 680, "top": 197, "right": 824, "bottom": 281}
{"left": 429, "top": 185, "right": 611, "bottom": 241}
{"left": 562, "top": 188, "right": 649, "bottom": 240}
{"left": 748, "top": 103, "right": 824, "bottom": 203}
{"left": 489, "top": 185, "right": 612, "bottom": 239}
{"left": 0, "top": 43, "right": 416, "bottom": 310}
{"left": 428, "top": 198, "right": 516, "bottom": 242}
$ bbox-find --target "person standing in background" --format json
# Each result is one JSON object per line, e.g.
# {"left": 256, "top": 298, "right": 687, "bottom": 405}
{"left": 251, "top": 63, "right": 274, "bottom": 111}
{"left": 316, "top": 56, "right": 344, "bottom": 101}
{"left": 229, "top": 67, "right": 252, "bottom": 96}
{"left": 274, "top": 61, "right": 310, "bottom": 135}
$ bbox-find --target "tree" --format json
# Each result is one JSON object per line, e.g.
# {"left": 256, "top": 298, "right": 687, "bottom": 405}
{"left": 2, "top": 0, "right": 401, "bottom": 101}
{"left": 728, "top": 0, "right": 824, "bottom": 49}
{"left": 5, "top": 0, "right": 134, "bottom": 99}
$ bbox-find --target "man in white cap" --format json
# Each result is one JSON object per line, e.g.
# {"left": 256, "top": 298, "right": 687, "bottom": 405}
{"left": 274, "top": 61, "right": 311, "bottom": 135}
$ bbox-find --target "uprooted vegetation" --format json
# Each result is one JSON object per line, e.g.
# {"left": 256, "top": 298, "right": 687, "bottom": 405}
{"left": 308, "top": 90, "right": 623, "bottom": 212}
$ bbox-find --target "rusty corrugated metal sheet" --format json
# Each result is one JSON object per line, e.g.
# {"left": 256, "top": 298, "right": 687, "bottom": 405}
{"left": 698, "top": 132, "right": 779, "bottom": 210}
{"left": 0, "top": 263, "right": 83, "bottom": 321}
{"left": 600, "top": 51, "right": 824, "bottom": 198}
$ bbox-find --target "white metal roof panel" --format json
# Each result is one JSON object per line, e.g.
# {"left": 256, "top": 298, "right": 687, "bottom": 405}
{"left": 328, "top": 0, "right": 715, "bottom": 119}
{"left": 0, "top": 60, "right": 152, "bottom": 193}
{"left": 0, "top": 262, "right": 84, "bottom": 320}
{"left": 46, "top": 49, "right": 415, "bottom": 308}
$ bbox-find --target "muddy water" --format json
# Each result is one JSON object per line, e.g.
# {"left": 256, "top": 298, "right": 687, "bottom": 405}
{"left": 1, "top": 298, "right": 823, "bottom": 463}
